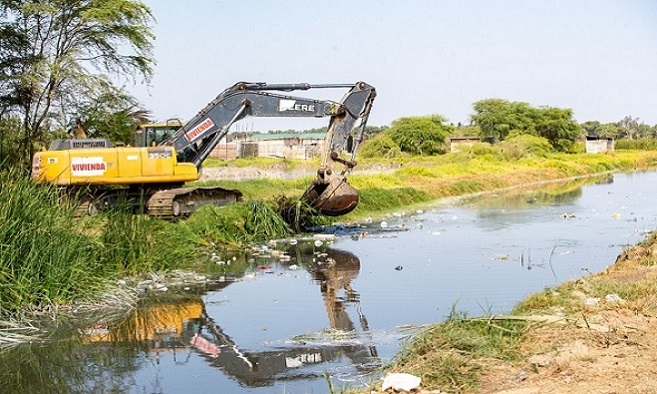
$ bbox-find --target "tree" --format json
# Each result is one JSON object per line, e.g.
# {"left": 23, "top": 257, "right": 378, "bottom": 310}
{"left": 471, "top": 99, "right": 581, "bottom": 151}
{"left": 599, "top": 122, "right": 621, "bottom": 139}
{"left": 0, "top": 0, "right": 154, "bottom": 170}
{"left": 470, "top": 99, "right": 540, "bottom": 143}
{"left": 75, "top": 87, "right": 152, "bottom": 144}
{"left": 618, "top": 116, "right": 640, "bottom": 140}
{"left": 387, "top": 115, "right": 452, "bottom": 156}
{"left": 580, "top": 121, "right": 601, "bottom": 137}
{"left": 535, "top": 107, "right": 581, "bottom": 152}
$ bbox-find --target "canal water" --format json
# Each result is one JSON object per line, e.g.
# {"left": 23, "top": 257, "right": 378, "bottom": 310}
{"left": 4, "top": 171, "right": 657, "bottom": 393}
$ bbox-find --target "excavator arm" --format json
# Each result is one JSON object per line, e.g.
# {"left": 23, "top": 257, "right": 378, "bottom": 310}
{"left": 166, "top": 82, "right": 376, "bottom": 215}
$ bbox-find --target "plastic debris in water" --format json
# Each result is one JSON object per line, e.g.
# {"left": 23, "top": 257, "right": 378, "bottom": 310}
{"left": 381, "top": 373, "right": 421, "bottom": 392}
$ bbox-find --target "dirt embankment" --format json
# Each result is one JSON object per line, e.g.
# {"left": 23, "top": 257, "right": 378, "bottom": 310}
{"left": 479, "top": 239, "right": 657, "bottom": 394}
{"left": 199, "top": 162, "right": 402, "bottom": 181}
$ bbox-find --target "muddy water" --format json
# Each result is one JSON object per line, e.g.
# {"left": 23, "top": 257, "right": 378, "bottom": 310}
{"left": 4, "top": 171, "right": 657, "bottom": 393}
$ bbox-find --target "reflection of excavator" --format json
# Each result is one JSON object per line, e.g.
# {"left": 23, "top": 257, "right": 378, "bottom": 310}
{"left": 81, "top": 247, "right": 378, "bottom": 387}
{"left": 31, "top": 82, "right": 376, "bottom": 218}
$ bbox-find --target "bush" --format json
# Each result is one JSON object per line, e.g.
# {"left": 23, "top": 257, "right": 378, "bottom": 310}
{"left": 498, "top": 135, "right": 552, "bottom": 160}
{"left": 358, "top": 133, "right": 402, "bottom": 158}
{"left": 387, "top": 115, "right": 451, "bottom": 156}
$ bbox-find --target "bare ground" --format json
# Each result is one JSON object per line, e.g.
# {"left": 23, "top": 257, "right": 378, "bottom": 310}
{"left": 479, "top": 244, "right": 657, "bottom": 394}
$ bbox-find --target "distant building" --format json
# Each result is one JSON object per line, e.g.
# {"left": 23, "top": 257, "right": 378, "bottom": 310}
{"left": 239, "top": 133, "right": 326, "bottom": 159}
{"left": 449, "top": 136, "right": 481, "bottom": 153}
{"left": 585, "top": 136, "right": 614, "bottom": 153}
{"left": 209, "top": 139, "right": 238, "bottom": 160}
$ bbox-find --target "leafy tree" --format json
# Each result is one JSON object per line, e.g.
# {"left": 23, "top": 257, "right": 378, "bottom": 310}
{"left": 580, "top": 121, "right": 601, "bottom": 137}
{"left": 598, "top": 122, "right": 621, "bottom": 139}
{"left": 637, "top": 123, "right": 652, "bottom": 139}
{"left": 0, "top": 0, "right": 154, "bottom": 170}
{"left": 75, "top": 87, "right": 151, "bottom": 144}
{"left": 387, "top": 115, "right": 452, "bottom": 155}
{"left": 471, "top": 99, "right": 540, "bottom": 143}
{"left": 471, "top": 99, "right": 580, "bottom": 152}
{"left": 535, "top": 107, "right": 581, "bottom": 152}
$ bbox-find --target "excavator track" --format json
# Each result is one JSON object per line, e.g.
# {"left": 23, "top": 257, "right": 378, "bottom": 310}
{"left": 147, "top": 186, "right": 242, "bottom": 219}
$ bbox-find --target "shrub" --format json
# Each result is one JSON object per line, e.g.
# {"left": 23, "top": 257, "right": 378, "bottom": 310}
{"left": 498, "top": 135, "right": 552, "bottom": 160}
{"left": 358, "top": 134, "right": 402, "bottom": 158}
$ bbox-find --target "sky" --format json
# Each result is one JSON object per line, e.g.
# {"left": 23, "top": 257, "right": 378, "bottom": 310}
{"left": 128, "top": 0, "right": 657, "bottom": 131}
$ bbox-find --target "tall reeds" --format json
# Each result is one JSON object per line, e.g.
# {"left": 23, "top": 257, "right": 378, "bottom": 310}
{"left": 0, "top": 170, "right": 102, "bottom": 315}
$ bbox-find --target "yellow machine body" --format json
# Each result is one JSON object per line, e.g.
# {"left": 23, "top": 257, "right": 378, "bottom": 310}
{"left": 32, "top": 145, "right": 198, "bottom": 186}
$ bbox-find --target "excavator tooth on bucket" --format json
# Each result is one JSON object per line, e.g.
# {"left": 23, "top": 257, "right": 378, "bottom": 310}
{"left": 301, "top": 175, "right": 358, "bottom": 216}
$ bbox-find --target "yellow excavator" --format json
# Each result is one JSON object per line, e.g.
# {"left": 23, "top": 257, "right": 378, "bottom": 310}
{"left": 31, "top": 82, "right": 376, "bottom": 218}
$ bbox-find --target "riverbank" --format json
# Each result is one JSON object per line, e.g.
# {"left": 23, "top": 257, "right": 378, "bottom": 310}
{"left": 370, "top": 232, "right": 657, "bottom": 394}
{"left": 483, "top": 232, "right": 657, "bottom": 393}
{"left": 359, "top": 193, "right": 657, "bottom": 392}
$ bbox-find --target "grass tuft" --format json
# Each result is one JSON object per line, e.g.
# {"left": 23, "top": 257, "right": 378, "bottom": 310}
{"left": 389, "top": 311, "right": 527, "bottom": 392}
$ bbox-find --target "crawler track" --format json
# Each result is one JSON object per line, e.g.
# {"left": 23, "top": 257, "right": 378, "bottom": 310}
{"left": 147, "top": 186, "right": 243, "bottom": 219}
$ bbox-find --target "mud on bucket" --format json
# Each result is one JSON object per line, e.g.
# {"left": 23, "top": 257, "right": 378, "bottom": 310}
{"left": 302, "top": 175, "right": 359, "bottom": 216}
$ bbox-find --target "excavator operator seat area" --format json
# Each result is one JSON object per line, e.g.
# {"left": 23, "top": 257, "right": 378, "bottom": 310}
{"left": 134, "top": 122, "right": 183, "bottom": 148}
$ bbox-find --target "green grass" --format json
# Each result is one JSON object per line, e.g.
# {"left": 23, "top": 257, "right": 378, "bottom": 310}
{"left": 0, "top": 172, "right": 295, "bottom": 317}
{"left": 0, "top": 170, "right": 104, "bottom": 315}
{"left": 388, "top": 311, "right": 527, "bottom": 393}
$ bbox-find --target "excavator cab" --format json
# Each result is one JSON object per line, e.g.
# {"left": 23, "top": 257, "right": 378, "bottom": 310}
{"left": 134, "top": 119, "right": 183, "bottom": 148}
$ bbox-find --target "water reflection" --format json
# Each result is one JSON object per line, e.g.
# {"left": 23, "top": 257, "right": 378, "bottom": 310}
{"left": 0, "top": 246, "right": 379, "bottom": 392}
{"left": 460, "top": 178, "right": 591, "bottom": 232}
{"left": 192, "top": 245, "right": 379, "bottom": 386}
{"left": 466, "top": 178, "right": 589, "bottom": 211}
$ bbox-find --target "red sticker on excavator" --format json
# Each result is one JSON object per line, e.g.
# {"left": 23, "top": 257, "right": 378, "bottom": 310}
{"left": 185, "top": 118, "right": 215, "bottom": 142}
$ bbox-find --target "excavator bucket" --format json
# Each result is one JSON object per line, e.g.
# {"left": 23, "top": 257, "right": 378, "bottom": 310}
{"left": 302, "top": 175, "right": 359, "bottom": 216}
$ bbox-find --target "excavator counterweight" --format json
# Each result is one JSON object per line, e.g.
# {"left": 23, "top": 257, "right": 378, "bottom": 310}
{"left": 31, "top": 81, "right": 376, "bottom": 218}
